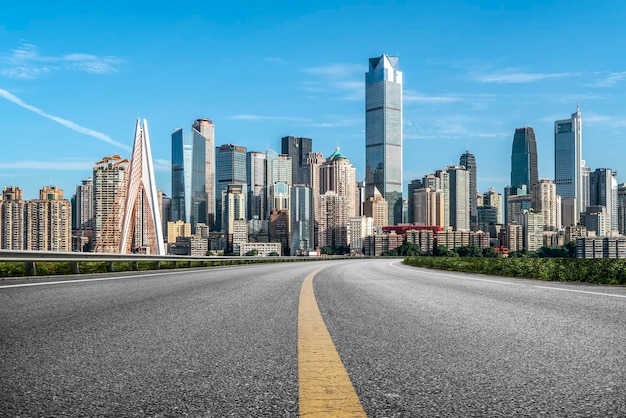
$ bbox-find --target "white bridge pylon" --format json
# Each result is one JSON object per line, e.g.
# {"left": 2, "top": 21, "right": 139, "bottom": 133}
{"left": 119, "top": 119, "right": 165, "bottom": 255}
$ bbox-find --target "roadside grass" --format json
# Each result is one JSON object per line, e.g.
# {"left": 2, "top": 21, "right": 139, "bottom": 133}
{"left": 403, "top": 256, "right": 626, "bottom": 285}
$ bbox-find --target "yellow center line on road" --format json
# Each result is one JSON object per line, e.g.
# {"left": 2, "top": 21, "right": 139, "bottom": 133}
{"left": 298, "top": 269, "right": 366, "bottom": 417}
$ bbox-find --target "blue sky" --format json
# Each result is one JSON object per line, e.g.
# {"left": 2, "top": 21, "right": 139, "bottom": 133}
{"left": 2, "top": 1, "right": 626, "bottom": 200}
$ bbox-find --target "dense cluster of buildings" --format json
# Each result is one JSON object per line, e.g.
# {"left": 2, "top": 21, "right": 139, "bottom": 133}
{"left": 2, "top": 55, "right": 626, "bottom": 257}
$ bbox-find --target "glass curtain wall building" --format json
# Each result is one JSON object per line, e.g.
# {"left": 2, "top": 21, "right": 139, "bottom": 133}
{"left": 171, "top": 128, "right": 192, "bottom": 224}
{"left": 215, "top": 144, "right": 247, "bottom": 232}
{"left": 511, "top": 127, "right": 538, "bottom": 190}
{"left": 555, "top": 105, "right": 583, "bottom": 221}
{"left": 459, "top": 151, "right": 477, "bottom": 230}
{"left": 365, "top": 54, "right": 403, "bottom": 225}
{"left": 281, "top": 136, "right": 312, "bottom": 185}
{"left": 191, "top": 119, "right": 215, "bottom": 230}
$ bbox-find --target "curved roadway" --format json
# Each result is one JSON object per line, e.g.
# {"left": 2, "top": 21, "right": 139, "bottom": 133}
{"left": 1, "top": 259, "right": 624, "bottom": 416}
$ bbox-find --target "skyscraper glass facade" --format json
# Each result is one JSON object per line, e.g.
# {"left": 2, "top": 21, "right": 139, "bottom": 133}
{"left": 555, "top": 105, "right": 583, "bottom": 218}
{"left": 511, "top": 127, "right": 538, "bottom": 190}
{"left": 281, "top": 136, "right": 312, "bottom": 185}
{"left": 366, "top": 54, "right": 402, "bottom": 225}
{"left": 215, "top": 144, "right": 247, "bottom": 232}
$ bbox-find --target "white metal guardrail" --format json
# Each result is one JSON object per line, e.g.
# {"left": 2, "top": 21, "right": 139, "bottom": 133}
{"left": 0, "top": 250, "right": 319, "bottom": 276}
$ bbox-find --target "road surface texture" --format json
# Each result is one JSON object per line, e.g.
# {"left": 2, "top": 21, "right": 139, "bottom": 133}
{"left": 1, "top": 259, "right": 624, "bottom": 416}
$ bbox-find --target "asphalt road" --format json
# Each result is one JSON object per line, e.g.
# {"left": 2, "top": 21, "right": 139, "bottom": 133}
{"left": 1, "top": 260, "right": 624, "bottom": 417}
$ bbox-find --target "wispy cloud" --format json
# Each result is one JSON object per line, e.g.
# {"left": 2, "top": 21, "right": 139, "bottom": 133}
{"left": 404, "top": 90, "right": 464, "bottom": 104}
{"left": 230, "top": 114, "right": 312, "bottom": 122}
{"left": 299, "top": 63, "right": 363, "bottom": 101}
{"left": 584, "top": 114, "right": 626, "bottom": 128}
{"left": 587, "top": 71, "right": 626, "bottom": 87}
{"left": 0, "top": 88, "right": 130, "bottom": 150}
{"left": 472, "top": 68, "right": 578, "bottom": 84}
{"left": 264, "top": 57, "right": 285, "bottom": 64}
{"left": 154, "top": 158, "right": 171, "bottom": 172}
{"left": 0, "top": 43, "right": 123, "bottom": 79}
{"left": 0, "top": 160, "right": 95, "bottom": 170}
{"left": 404, "top": 118, "right": 508, "bottom": 141}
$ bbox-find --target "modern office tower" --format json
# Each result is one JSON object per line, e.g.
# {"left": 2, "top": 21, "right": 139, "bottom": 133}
{"left": 75, "top": 177, "right": 94, "bottom": 233}
{"left": 25, "top": 186, "right": 72, "bottom": 252}
{"left": 503, "top": 185, "right": 528, "bottom": 225}
{"left": 414, "top": 188, "right": 444, "bottom": 227}
{"left": 348, "top": 216, "right": 373, "bottom": 253}
{"left": 355, "top": 181, "right": 366, "bottom": 217}
{"left": 447, "top": 166, "right": 470, "bottom": 231}
{"left": 483, "top": 187, "right": 503, "bottom": 224}
{"left": 247, "top": 151, "right": 266, "bottom": 221}
{"left": 531, "top": 179, "right": 561, "bottom": 231}
{"left": 290, "top": 185, "right": 314, "bottom": 255}
{"left": 365, "top": 54, "right": 403, "bottom": 225}
{"left": 406, "top": 179, "right": 423, "bottom": 224}
{"left": 0, "top": 186, "right": 25, "bottom": 250}
{"left": 561, "top": 197, "right": 577, "bottom": 229}
{"left": 507, "top": 193, "right": 532, "bottom": 224}
{"left": 363, "top": 189, "right": 388, "bottom": 229}
{"left": 222, "top": 184, "right": 246, "bottom": 253}
{"left": 93, "top": 155, "right": 129, "bottom": 253}
{"left": 167, "top": 220, "right": 191, "bottom": 244}
{"left": 269, "top": 209, "right": 290, "bottom": 254}
{"left": 265, "top": 149, "right": 292, "bottom": 215}
{"left": 460, "top": 151, "right": 478, "bottom": 229}
{"left": 581, "top": 206, "right": 609, "bottom": 237}
{"left": 581, "top": 161, "right": 591, "bottom": 213}
{"left": 517, "top": 210, "right": 544, "bottom": 252}
{"left": 192, "top": 119, "right": 216, "bottom": 229}
{"left": 589, "top": 168, "right": 618, "bottom": 232}
{"left": 171, "top": 128, "right": 192, "bottom": 223}
{"left": 281, "top": 136, "right": 312, "bottom": 185}
{"left": 215, "top": 144, "right": 247, "bottom": 232}
{"left": 511, "top": 127, "right": 538, "bottom": 189}
{"left": 303, "top": 152, "right": 325, "bottom": 247}
{"left": 555, "top": 104, "right": 583, "bottom": 222}
{"left": 618, "top": 183, "right": 626, "bottom": 235}
{"left": 477, "top": 206, "right": 499, "bottom": 227}
{"left": 160, "top": 193, "right": 171, "bottom": 239}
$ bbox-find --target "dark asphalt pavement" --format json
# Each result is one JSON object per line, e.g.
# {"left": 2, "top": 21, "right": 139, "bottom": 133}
{"left": 1, "top": 260, "right": 624, "bottom": 417}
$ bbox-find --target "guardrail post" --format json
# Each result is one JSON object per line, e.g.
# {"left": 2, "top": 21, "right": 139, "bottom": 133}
{"left": 25, "top": 261, "right": 36, "bottom": 276}
{"left": 70, "top": 261, "right": 80, "bottom": 274}
{"left": 132, "top": 261, "right": 139, "bottom": 271}
{"left": 106, "top": 262, "right": 114, "bottom": 272}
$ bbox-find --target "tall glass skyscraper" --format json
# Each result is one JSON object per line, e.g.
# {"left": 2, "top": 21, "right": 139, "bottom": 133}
{"left": 555, "top": 105, "right": 583, "bottom": 220}
{"left": 281, "top": 136, "right": 312, "bottom": 185}
{"left": 366, "top": 54, "right": 403, "bottom": 225}
{"left": 511, "top": 127, "right": 538, "bottom": 190}
{"left": 215, "top": 144, "right": 247, "bottom": 232}
{"left": 171, "top": 119, "right": 214, "bottom": 230}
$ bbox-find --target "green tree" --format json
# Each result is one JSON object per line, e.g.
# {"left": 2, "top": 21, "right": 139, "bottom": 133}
{"left": 396, "top": 242, "right": 422, "bottom": 256}
{"left": 482, "top": 247, "right": 498, "bottom": 258}
{"left": 268, "top": 251, "right": 280, "bottom": 256}
{"left": 455, "top": 245, "right": 482, "bottom": 257}
{"left": 245, "top": 249, "right": 259, "bottom": 256}
{"left": 320, "top": 246, "right": 333, "bottom": 255}
{"left": 434, "top": 245, "right": 450, "bottom": 257}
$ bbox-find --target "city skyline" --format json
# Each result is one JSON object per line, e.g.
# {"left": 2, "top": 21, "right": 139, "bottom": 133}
{"left": 2, "top": 2, "right": 626, "bottom": 201}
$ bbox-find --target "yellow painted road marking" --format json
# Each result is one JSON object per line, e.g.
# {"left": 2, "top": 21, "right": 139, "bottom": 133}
{"left": 298, "top": 269, "right": 366, "bottom": 417}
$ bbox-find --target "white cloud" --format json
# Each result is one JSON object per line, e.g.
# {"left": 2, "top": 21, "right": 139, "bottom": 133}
{"left": 300, "top": 62, "right": 363, "bottom": 101}
{"left": 230, "top": 114, "right": 312, "bottom": 122}
{"left": 404, "top": 90, "right": 464, "bottom": 104}
{"left": 472, "top": 68, "right": 577, "bottom": 84}
{"left": 587, "top": 71, "right": 626, "bottom": 87}
{"left": 0, "top": 88, "right": 130, "bottom": 151}
{"left": 0, "top": 160, "right": 94, "bottom": 170}
{"left": 301, "top": 63, "right": 363, "bottom": 77}
{"left": 0, "top": 43, "right": 123, "bottom": 79}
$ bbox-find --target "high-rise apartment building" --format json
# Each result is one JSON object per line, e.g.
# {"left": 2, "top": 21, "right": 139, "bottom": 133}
{"left": 74, "top": 178, "right": 94, "bottom": 232}
{"left": 222, "top": 184, "right": 246, "bottom": 253}
{"left": 511, "top": 127, "right": 538, "bottom": 190}
{"left": 618, "top": 183, "right": 626, "bottom": 235}
{"left": 0, "top": 186, "right": 25, "bottom": 250}
{"left": 555, "top": 105, "right": 583, "bottom": 222}
{"left": 281, "top": 136, "right": 312, "bottom": 185}
{"left": 366, "top": 54, "right": 403, "bottom": 225}
{"left": 215, "top": 144, "right": 247, "bottom": 232}
{"left": 460, "top": 151, "right": 478, "bottom": 230}
{"left": 363, "top": 189, "right": 388, "bottom": 229}
{"left": 319, "top": 148, "right": 357, "bottom": 217}
{"left": 93, "top": 155, "right": 129, "bottom": 252}
{"left": 531, "top": 179, "right": 561, "bottom": 231}
{"left": 414, "top": 187, "right": 444, "bottom": 228}
{"left": 483, "top": 187, "right": 503, "bottom": 224}
{"left": 303, "top": 151, "right": 325, "bottom": 248}
{"left": 25, "top": 186, "right": 72, "bottom": 252}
